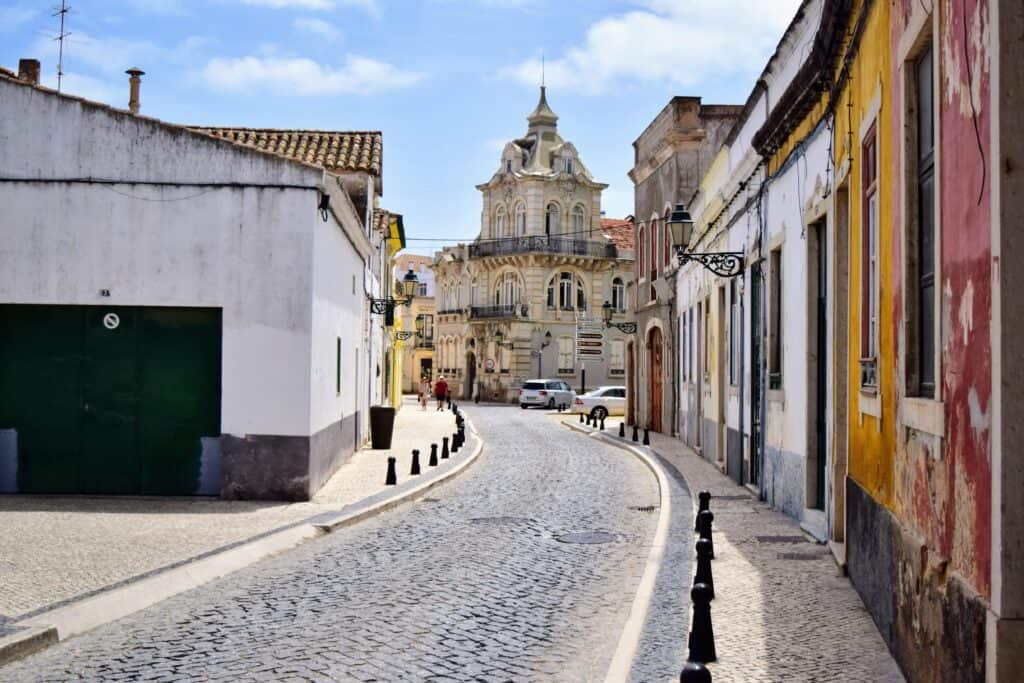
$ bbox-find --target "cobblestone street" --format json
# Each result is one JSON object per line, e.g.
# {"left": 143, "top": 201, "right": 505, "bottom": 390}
{"left": 3, "top": 406, "right": 670, "bottom": 681}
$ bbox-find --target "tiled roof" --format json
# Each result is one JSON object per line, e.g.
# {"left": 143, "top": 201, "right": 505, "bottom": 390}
{"left": 188, "top": 128, "right": 382, "bottom": 176}
{"left": 601, "top": 218, "right": 635, "bottom": 250}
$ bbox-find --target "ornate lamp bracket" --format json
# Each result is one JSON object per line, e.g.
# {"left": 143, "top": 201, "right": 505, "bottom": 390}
{"left": 606, "top": 322, "right": 638, "bottom": 334}
{"left": 370, "top": 296, "right": 413, "bottom": 316}
{"left": 676, "top": 250, "right": 744, "bottom": 278}
{"left": 394, "top": 330, "right": 415, "bottom": 341}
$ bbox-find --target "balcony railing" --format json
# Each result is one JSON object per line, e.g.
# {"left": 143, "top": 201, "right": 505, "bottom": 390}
{"left": 417, "top": 339, "right": 434, "bottom": 349}
{"left": 468, "top": 304, "right": 529, "bottom": 320}
{"left": 468, "top": 236, "right": 617, "bottom": 260}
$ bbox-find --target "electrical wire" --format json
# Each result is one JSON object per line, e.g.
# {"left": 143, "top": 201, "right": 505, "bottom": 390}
{"left": 961, "top": 0, "right": 986, "bottom": 206}
{"left": 100, "top": 185, "right": 217, "bottom": 202}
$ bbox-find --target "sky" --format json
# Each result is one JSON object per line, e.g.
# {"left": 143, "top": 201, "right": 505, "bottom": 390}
{"left": 0, "top": 0, "right": 802, "bottom": 255}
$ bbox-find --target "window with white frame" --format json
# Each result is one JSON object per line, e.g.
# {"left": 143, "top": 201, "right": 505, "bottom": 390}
{"left": 514, "top": 202, "right": 526, "bottom": 237}
{"left": 495, "top": 205, "right": 508, "bottom": 238}
{"left": 547, "top": 271, "right": 586, "bottom": 311}
{"left": 493, "top": 271, "right": 520, "bottom": 307}
{"left": 907, "top": 43, "right": 936, "bottom": 398}
{"left": 572, "top": 205, "right": 585, "bottom": 236}
{"left": 610, "top": 339, "right": 625, "bottom": 376}
{"left": 611, "top": 278, "right": 625, "bottom": 311}
{"left": 861, "top": 125, "right": 879, "bottom": 389}
{"left": 557, "top": 337, "right": 574, "bottom": 373}
{"left": 663, "top": 209, "right": 672, "bottom": 268}
{"left": 417, "top": 283, "right": 428, "bottom": 297}
{"left": 638, "top": 225, "right": 647, "bottom": 281}
{"left": 565, "top": 158, "right": 574, "bottom": 175}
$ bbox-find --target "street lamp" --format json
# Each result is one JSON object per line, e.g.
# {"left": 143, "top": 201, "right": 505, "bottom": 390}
{"left": 602, "top": 301, "right": 638, "bottom": 334}
{"left": 668, "top": 203, "right": 744, "bottom": 278}
{"left": 370, "top": 268, "right": 419, "bottom": 316}
{"left": 531, "top": 331, "right": 552, "bottom": 377}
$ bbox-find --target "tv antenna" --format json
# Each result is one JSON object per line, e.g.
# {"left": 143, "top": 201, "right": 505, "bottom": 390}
{"left": 52, "top": 0, "right": 72, "bottom": 92}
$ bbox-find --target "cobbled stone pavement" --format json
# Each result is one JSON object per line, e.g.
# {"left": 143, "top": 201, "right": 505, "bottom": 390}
{"left": 589, "top": 418, "right": 905, "bottom": 683}
{"left": 3, "top": 406, "right": 663, "bottom": 682}
{"left": 0, "top": 396, "right": 455, "bottom": 620}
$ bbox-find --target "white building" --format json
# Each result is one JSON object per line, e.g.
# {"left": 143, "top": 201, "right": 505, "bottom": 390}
{"left": 0, "top": 64, "right": 388, "bottom": 500}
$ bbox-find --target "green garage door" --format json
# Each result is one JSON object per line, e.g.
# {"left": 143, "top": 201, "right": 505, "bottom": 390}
{"left": 0, "top": 305, "right": 222, "bottom": 495}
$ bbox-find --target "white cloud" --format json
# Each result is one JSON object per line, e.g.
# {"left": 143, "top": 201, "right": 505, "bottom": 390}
{"left": 200, "top": 55, "right": 425, "bottom": 95}
{"left": 0, "top": 5, "right": 36, "bottom": 31}
{"left": 501, "top": 0, "right": 803, "bottom": 94}
{"left": 292, "top": 17, "right": 342, "bottom": 40}
{"left": 31, "top": 32, "right": 209, "bottom": 76}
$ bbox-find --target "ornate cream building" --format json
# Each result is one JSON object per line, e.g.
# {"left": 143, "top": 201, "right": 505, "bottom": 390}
{"left": 432, "top": 88, "right": 634, "bottom": 402}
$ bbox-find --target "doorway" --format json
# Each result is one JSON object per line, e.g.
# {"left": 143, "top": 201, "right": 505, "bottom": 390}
{"left": 465, "top": 351, "right": 476, "bottom": 400}
{"left": 831, "top": 183, "right": 851, "bottom": 540}
{"left": 648, "top": 327, "right": 663, "bottom": 432}
{"left": 750, "top": 263, "right": 763, "bottom": 487}
{"left": 627, "top": 341, "right": 636, "bottom": 426}
{"left": 808, "top": 219, "right": 827, "bottom": 510}
{"left": 420, "top": 358, "right": 433, "bottom": 383}
{"left": 716, "top": 287, "right": 727, "bottom": 463}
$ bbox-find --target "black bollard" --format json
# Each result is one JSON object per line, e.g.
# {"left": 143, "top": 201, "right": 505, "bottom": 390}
{"left": 410, "top": 449, "right": 421, "bottom": 476}
{"left": 429, "top": 443, "right": 438, "bottom": 467}
{"left": 694, "top": 538, "right": 715, "bottom": 600}
{"left": 441, "top": 436, "right": 450, "bottom": 459}
{"left": 643, "top": 428, "right": 650, "bottom": 446}
{"left": 619, "top": 422, "right": 625, "bottom": 438}
{"left": 579, "top": 412, "right": 585, "bottom": 424}
{"left": 696, "top": 491, "right": 711, "bottom": 531}
{"left": 632, "top": 424, "right": 639, "bottom": 442}
{"left": 586, "top": 414, "right": 591, "bottom": 427}
{"left": 679, "top": 661, "right": 712, "bottom": 683}
{"left": 385, "top": 456, "right": 397, "bottom": 486}
{"left": 687, "top": 582, "right": 716, "bottom": 663}
{"left": 698, "top": 510, "right": 715, "bottom": 559}
{"left": 600, "top": 415, "right": 606, "bottom": 431}
{"left": 447, "top": 398, "right": 451, "bottom": 410}
{"left": 451, "top": 432, "right": 460, "bottom": 453}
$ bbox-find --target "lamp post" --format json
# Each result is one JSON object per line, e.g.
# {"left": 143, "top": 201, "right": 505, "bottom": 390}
{"left": 602, "top": 301, "right": 638, "bottom": 334}
{"left": 668, "top": 204, "right": 744, "bottom": 278}
{"left": 370, "top": 268, "right": 419, "bottom": 318}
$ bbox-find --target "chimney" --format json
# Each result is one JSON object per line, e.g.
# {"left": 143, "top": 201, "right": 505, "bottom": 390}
{"left": 17, "top": 59, "right": 40, "bottom": 85}
{"left": 125, "top": 67, "right": 144, "bottom": 114}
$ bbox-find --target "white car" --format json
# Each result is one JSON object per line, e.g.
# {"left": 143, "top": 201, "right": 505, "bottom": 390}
{"left": 519, "top": 379, "right": 576, "bottom": 410}
{"left": 572, "top": 386, "right": 626, "bottom": 419}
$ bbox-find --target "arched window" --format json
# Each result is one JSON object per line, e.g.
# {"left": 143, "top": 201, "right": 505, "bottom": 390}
{"left": 663, "top": 208, "right": 673, "bottom": 267}
{"left": 571, "top": 205, "right": 586, "bottom": 236}
{"left": 495, "top": 205, "right": 508, "bottom": 238}
{"left": 546, "top": 271, "right": 586, "bottom": 311}
{"left": 611, "top": 277, "right": 625, "bottom": 311}
{"left": 514, "top": 202, "right": 526, "bottom": 237}
{"left": 493, "top": 271, "right": 521, "bottom": 306}
{"left": 649, "top": 218, "right": 659, "bottom": 281}
{"left": 545, "top": 203, "right": 561, "bottom": 236}
{"left": 638, "top": 225, "right": 646, "bottom": 280}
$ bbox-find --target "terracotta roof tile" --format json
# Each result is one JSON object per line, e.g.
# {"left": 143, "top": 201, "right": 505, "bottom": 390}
{"left": 601, "top": 218, "right": 635, "bottom": 250}
{"left": 188, "top": 127, "right": 382, "bottom": 176}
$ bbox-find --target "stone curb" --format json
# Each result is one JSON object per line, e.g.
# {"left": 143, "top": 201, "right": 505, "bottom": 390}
{"left": 0, "top": 414, "right": 485, "bottom": 667}
{"left": 559, "top": 420, "right": 673, "bottom": 683}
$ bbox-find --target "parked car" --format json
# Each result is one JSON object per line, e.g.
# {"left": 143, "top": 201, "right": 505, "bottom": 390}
{"left": 519, "top": 379, "right": 576, "bottom": 409}
{"left": 572, "top": 386, "right": 626, "bottom": 419}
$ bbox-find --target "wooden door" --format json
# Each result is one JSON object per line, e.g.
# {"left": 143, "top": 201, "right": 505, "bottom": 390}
{"left": 648, "top": 327, "right": 663, "bottom": 432}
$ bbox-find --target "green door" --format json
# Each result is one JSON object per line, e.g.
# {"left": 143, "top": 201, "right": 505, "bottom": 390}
{"left": 0, "top": 304, "right": 221, "bottom": 495}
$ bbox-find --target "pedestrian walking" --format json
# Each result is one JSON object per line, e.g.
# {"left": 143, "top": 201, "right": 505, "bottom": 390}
{"left": 419, "top": 377, "right": 430, "bottom": 410}
{"left": 435, "top": 376, "right": 448, "bottom": 411}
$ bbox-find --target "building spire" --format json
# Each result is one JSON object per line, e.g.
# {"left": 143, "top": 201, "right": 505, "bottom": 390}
{"left": 527, "top": 84, "right": 558, "bottom": 130}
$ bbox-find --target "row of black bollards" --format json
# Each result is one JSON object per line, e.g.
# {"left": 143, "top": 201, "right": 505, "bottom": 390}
{"left": 681, "top": 490, "right": 717, "bottom": 681}
{"left": 384, "top": 403, "right": 467, "bottom": 485}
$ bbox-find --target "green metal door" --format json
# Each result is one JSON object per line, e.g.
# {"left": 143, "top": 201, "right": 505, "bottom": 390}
{"left": 0, "top": 304, "right": 221, "bottom": 495}
{"left": 0, "top": 305, "right": 84, "bottom": 493}
{"left": 80, "top": 307, "right": 139, "bottom": 494}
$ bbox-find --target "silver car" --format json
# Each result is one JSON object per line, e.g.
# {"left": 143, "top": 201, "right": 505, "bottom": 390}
{"left": 519, "top": 379, "right": 575, "bottom": 410}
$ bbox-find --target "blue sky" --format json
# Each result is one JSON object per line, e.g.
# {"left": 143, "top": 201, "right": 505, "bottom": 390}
{"left": 1, "top": 0, "right": 801, "bottom": 255}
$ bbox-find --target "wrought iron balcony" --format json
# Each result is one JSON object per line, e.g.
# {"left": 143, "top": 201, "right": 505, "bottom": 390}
{"left": 468, "top": 236, "right": 618, "bottom": 260}
{"left": 468, "top": 304, "right": 529, "bottom": 320}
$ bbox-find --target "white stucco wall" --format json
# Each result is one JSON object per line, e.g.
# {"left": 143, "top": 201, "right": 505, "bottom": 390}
{"left": 0, "top": 78, "right": 331, "bottom": 439}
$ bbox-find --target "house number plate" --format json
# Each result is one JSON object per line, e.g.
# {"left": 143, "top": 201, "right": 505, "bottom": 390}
{"left": 103, "top": 313, "right": 120, "bottom": 330}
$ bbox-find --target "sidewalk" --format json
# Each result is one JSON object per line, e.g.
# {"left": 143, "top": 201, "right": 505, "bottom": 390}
{"left": 565, "top": 415, "right": 904, "bottom": 682}
{"left": 0, "top": 396, "right": 470, "bottom": 626}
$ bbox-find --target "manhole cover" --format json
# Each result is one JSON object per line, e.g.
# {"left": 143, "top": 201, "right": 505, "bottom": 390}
{"left": 555, "top": 531, "right": 618, "bottom": 544}
{"left": 756, "top": 535, "right": 807, "bottom": 544}
{"left": 778, "top": 552, "right": 826, "bottom": 561}
{"left": 470, "top": 517, "right": 533, "bottom": 525}
{"left": 630, "top": 505, "right": 658, "bottom": 512}
{"left": 714, "top": 494, "right": 754, "bottom": 501}
{"left": 420, "top": 498, "right": 442, "bottom": 503}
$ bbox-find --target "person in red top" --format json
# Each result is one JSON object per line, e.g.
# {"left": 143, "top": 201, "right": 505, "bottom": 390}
{"left": 434, "top": 376, "right": 448, "bottom": 411}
